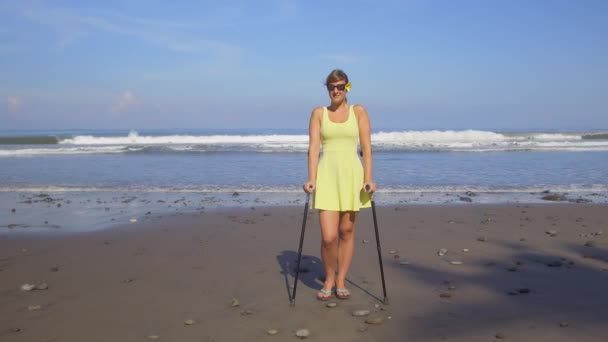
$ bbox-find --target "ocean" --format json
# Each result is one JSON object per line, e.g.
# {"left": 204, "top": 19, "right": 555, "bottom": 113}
{"left": 1, "top": 128, "right": 607, "bottom": 233}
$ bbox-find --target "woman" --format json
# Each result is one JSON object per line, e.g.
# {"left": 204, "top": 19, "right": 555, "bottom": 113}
{"left": 303, "top": 69, "right": 377, "bottom": 300}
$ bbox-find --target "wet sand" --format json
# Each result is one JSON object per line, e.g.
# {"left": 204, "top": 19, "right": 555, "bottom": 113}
{"left": 1, "top": 204, "right": 608, "bottom": 341}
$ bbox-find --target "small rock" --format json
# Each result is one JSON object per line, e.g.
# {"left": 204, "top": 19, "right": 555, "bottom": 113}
{"left": 10, "top": 327, "right": 22, "bottom": 333}
{"left": 326, "top": 302, "right": 337, "bottom": 308}
{"left": 267, "top": 329, "right": 279, "bottom": 335}
{"left": 546, "top": 230, "right": 558, "bottom": 237}
{"left": 184, "top": 319, "right": 195, "bottom": 326}
{"left": 36, "top": 283, "right": 49, "bottom": 290}
{"left": 477, "top": 236, "right": 487, "bottom": 242}
{"left": 147, "top": 335, "right": 160, "bottom": 340}
{"left": 542, "top": 194, "right": 566, "bottom": 201}
{"left": 230, "top": 298, "right": 240, "bottom": 307}
{"left": 362, "top": 239, "right": 370, "bottom": 244}
{"left": 365, "top": 316, "right": 384, "bottom": 325}
{"left": 495, "top": 332, "right": 506, "bottom": 339}
{"left": 462, "top": 248, "right": 469, "bottom": 252}
{"left": 129, "top": 218, "right": 137, "bottom": 223}
{"left": 439, "top": 292, "right": 452, "bottom": 298}
{"left": 232, "top": 192, "right": 240, "bottom": 197}
{"left": 295, "top": 328, "right": 310, "bottom": 339}
{"left": 437, "top": 248, "right": 448, "bottom": 256}
{"left": 11, "top": 208, "right": 16, "bottom": 213}
{"left": 50, "top": 266, "right": 59, "bottom": 272}
{"left": 388, "top": 250, "right": 397, "bottom": 254}
{"left": 21, "top": 284, "right": 36, "bottom": 291}
{"left": 450, "top": 260, "right": 463, "bottom": 265}
{"left": 28, "top": 305, "right": 42, "bottom": 311}
{"left": 547, "top": 260, "right": 563, "bottom": 267}
{"left": 352, "top": 309, "right": 371, "bottom": 317}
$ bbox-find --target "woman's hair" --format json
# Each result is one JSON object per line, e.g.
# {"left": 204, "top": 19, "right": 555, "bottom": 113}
{"left": 325, "top": 69, "right": 349, "bottom": 85}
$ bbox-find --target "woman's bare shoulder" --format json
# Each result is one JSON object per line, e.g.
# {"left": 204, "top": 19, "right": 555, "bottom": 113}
{"left": 311, "top": 106, "right": 324, "bottom": 118}
{"left": 352, "top": 104, "right": 369, "bottom": 119}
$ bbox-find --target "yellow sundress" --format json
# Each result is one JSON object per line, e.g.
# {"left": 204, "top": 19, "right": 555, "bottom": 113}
{"left": 313, "top": 105, "right": 371, "bottom": 211}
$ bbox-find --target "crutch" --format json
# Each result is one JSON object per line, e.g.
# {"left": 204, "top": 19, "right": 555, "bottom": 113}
{"left": 290, "top": 190, "right": 311, "bottom": 305}
{"left": 366, "top": 185, "right": 388, "bottom": 304}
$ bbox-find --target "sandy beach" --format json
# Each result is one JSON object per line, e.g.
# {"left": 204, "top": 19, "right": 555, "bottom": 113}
{"left": 1, "top": 203, "right": 608, "bottom": 341}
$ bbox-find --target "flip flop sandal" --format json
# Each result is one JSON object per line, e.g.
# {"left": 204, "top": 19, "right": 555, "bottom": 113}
{"left": 336, "top": 288, "right": 351, "bottom": 299}
{"left": 316, "top": 288, "right": 332, "bottom": 301}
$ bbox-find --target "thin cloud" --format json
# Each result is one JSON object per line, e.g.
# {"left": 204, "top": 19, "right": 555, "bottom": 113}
{"left": 22, "top": 5, "right": 242, "bottom": 56}
{"left": 7, "top": 95, "right": 22, "bottom": 113}
{"left": 111, "top": 90, "right": 136, "bottom": 113}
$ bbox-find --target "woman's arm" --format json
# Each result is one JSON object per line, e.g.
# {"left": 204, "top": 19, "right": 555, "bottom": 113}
{"left": 304, "top": 107, "right": 322, "bottom": 192}
{"left": 355, "top": 104, "right": 376, "bottom": 192}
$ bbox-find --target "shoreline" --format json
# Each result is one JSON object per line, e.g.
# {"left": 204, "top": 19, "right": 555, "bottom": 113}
{"left": 2, "top": 189, "right": 607, "bottom": 235}
{"left": 1, "top": 203, "right": 608, "bottom": 341}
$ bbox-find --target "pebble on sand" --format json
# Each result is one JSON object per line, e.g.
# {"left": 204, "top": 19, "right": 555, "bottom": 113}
{"left": 147, "top": 335, "right": 160, "bottom": 340}
{"left": 450, "top": 260, "right": 463, "bottom": 265}
{"left": 437, "top": 248, "right": 448, "bottom": 256}
{"left": 184, "top": 319, "right": 195, "bottom": 326}
{"left": 352, "top": 309, "right": 371, "bottom": 317}
{"left": 28, "top": 305, "right": 42, "bottom": 311}
{"left": 365, "top": 316, "right": 384, "bottom": 325}
{"left": 36, "top": 283, "right": 49, "bottom": 290}
{"left": 326, "top": 302, "right": 337, "bottom": 308}
{"left": 21, "top": 283, "right": 36, "bottom": 291}
{"left": 295, "top": 328, "right": 310, "bottom": 339}
{"left": 267, "top": 329, "right": 279, "bottom": 335}
{"left": 129, "top": 218, "right": 137, "bottom": 223}
{"left": 230, "top": 298, "right": 240, "bottom": 307}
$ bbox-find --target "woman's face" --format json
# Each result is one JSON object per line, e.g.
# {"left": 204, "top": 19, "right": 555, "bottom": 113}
{"left": 326, "top": 79, "right": 347, "bottom": 103}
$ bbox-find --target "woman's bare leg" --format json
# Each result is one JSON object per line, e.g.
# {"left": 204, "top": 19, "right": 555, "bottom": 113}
{"left": 336, "top": 211, "right": 356, "bottom": 290}
{"left": 319, "top": 210, "right": 340, "bottom": 291}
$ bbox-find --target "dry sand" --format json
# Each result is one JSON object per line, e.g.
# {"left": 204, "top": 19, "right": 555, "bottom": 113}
{"left": 1, "top": 203, "right": 608, "bottom": 341}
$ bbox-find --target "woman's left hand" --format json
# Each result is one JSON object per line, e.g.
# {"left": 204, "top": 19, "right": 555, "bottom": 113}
{"left": 363, "top": 182, "right": 377, "bottom": 193}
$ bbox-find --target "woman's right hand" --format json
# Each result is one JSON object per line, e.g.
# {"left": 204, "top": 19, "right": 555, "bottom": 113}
{"left": 303, "top": 181, "right": 315, "bottom": 193}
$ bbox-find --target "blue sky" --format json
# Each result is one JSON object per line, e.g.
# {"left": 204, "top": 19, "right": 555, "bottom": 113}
{"left": 1, "top": 0, "right": 606, "bottom": 131}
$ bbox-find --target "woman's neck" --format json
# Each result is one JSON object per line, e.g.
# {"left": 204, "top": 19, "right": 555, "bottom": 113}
{"left": 328, "top": 100, "right": 348, "bottom": 111}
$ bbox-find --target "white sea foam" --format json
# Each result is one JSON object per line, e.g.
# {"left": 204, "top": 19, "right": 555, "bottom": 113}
{"left": 1, "top": 184, "right": 607, "bottom": 194}
{"left": 60, "top": 130, "right": 309, "bottom": 146}
{"left": 0, "top": 146, "right": 129, "bottom": 156}
{"left": 1, "top": 130, "right": 606, "bottom": 155}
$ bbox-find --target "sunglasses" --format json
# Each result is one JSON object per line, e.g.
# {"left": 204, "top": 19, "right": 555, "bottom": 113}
{"left": 326, "top": 83, "right": 347, "bottom": 91}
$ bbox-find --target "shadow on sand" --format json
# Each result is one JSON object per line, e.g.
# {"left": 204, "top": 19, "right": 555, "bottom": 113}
{"left": 388, "top": 239, "right": 608, "bottom": 340}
